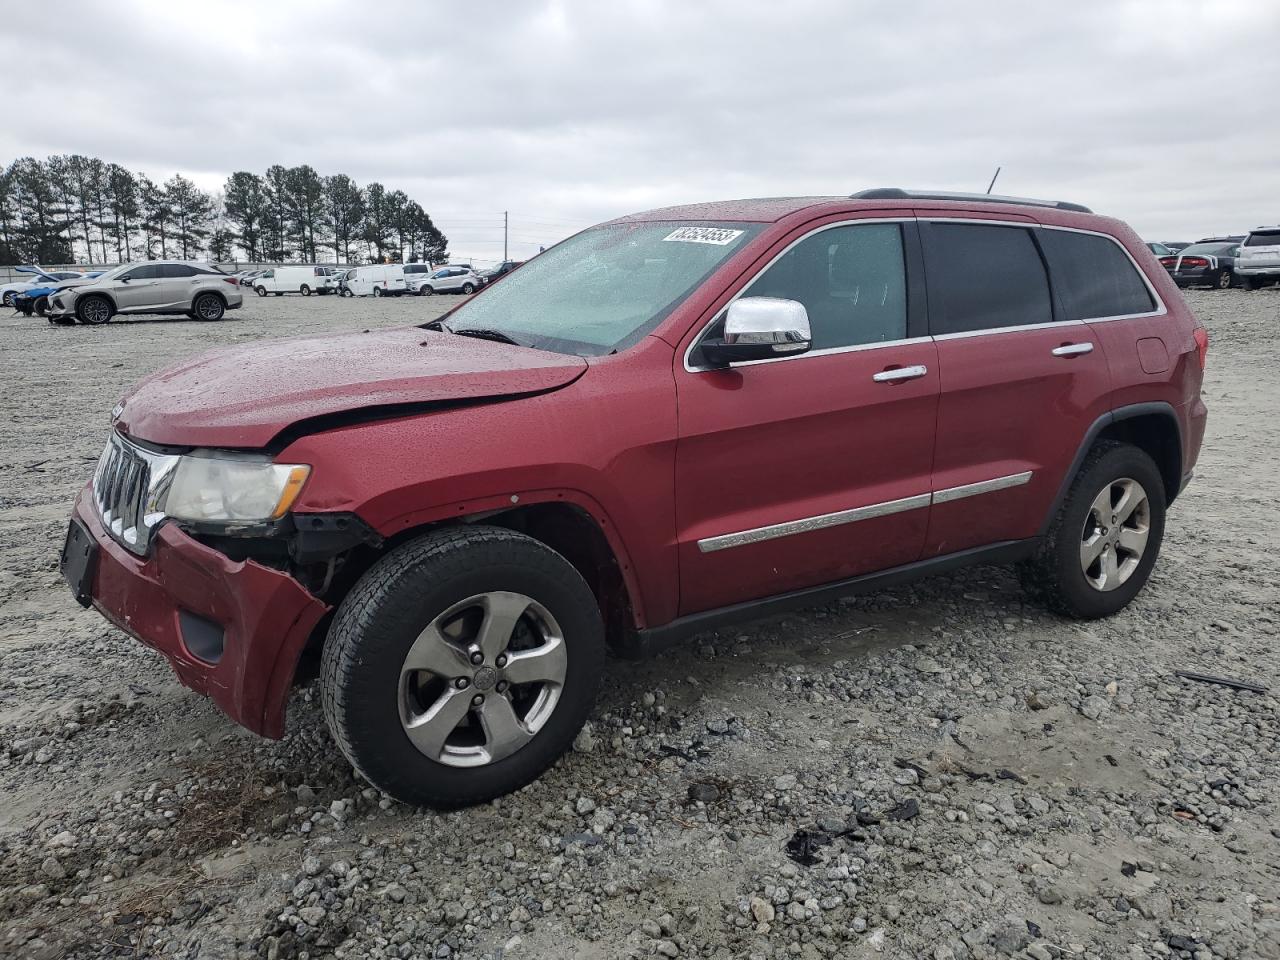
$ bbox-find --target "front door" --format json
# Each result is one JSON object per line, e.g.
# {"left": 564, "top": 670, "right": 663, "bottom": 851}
{"left": 674, "top": 219, "right": 939, "bottom": 614}
{"left": 111, "top": 263, "right": 165, "bottom": 311}
{"left": 919, "top": 219, "right": 1113, "bottom": 555}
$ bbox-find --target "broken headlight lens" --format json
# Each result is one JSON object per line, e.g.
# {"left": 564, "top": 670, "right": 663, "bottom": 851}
{"left": 163, "top": 451, "right": 310, "bottom": 524}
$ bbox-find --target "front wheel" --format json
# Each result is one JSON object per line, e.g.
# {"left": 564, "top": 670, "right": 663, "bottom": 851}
{"left": 33, "top": 296, "right": 50, "bottom": 316}
{"left": 2, "top": 291, "right": 16, "bottom": 307}
{"left": 321, "top": 526, "right": 605, "bottom": 808}
{"left": 76, "top": 295, "right": 113, "bottom": 325}
{"left": 1019, "top": 441, "right": 1166, "bottom": 619}
{"left": 255, "top": 286, "right": 268, "bottom": 297}
{"left": 461, "top": 282, "right": 475, "bottom": 294}
{"left": 342, "top": 288, "right": 354, "bottom": 298}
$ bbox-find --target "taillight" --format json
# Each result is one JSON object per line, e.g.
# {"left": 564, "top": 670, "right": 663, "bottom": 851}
{"left": 224, "top": 277, "right": 239, "bottom": 286}
{"left": 1181, "top": 257, "right": 1209, "bottom": 268}
{"left": 1193, "top": 327, "right": 1209, "bottom": 370}
{"left": 1159, "top": 256, "right": 1176, "bottom": 267}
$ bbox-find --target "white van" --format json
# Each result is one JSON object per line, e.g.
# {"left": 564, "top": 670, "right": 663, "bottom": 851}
{"left": 251, "top": 266, "right": 334, "bottom": 297}
{"left": 345, "top": 265, "right": 408, "bottom": 297}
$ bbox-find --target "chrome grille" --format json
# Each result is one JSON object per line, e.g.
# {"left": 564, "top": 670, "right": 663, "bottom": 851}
{"left": 92, "top": 432, "right": 180, "bottom": 556}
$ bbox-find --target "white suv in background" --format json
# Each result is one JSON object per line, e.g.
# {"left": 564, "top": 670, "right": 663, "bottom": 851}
{"left": 1236, "top": 227, "right": 1280, "bottom": 289}
{"left": 47, "top": 261, "right": 243, "bottom": 324}
{"left": 413, "top": 265, "right": 482, "bottom": 295}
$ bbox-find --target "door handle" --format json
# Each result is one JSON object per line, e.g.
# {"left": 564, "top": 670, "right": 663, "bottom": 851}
{"left": 873, "top": 364, "right": 928, "bottom": 383}
{"left": 1051, "top": 342, "right": 1094, "bottom": 357}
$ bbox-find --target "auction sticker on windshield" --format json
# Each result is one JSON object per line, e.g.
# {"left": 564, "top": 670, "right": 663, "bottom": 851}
{"left": 662, "top": 226, "right": 745, "bottom": 245}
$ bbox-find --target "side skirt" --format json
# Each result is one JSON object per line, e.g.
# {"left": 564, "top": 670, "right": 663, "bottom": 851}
{"left": 614, "top": 539, "right": 1037, "bottom": 659}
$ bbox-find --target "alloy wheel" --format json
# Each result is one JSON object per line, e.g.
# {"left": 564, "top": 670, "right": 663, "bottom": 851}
{"left": 398, "top": 591, "right": 567, "bottom": 768}
{"left": 81, "top": 298, "right": 110, "bottom": 324}
{"left": 196, "top": 296, "right": 222, "bottom": 320}
{"left": 1079, "top": 477, "right": 1150, "bottom": 591}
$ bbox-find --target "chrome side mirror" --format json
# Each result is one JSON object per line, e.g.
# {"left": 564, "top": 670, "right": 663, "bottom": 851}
{"left": 701, "top": 297, "right": 812, "bottom": 367}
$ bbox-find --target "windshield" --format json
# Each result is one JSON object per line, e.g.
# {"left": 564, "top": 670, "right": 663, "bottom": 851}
{"left": 1180, "top": 243, "right": 1236, "bottom": 257}
{"left": 434, "top": 221, "right": 762, "bottom": 356}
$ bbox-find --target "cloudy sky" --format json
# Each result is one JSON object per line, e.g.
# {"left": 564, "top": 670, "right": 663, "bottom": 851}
{"left": 5, "top": 0, "right": 1278, "bottom": 263}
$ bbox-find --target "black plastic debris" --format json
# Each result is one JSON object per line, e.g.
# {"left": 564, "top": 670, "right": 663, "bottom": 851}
{"left": 1166, "top": 933, "right": 1200, "bottom": 951}
{"left": 893, "top": 757, "right": 930, "bottom": 779}
{"left": 885, "top": 799, "right": 920, "bottom": 821}
{"left": 687, "top": 782, "right": 720, "bottom": 803}
{"left": 1121, "top": 861, "right": 1138, "bottom": 877}
{"left": 1104, "top": 754, "right": 1120, "bottom": 767}
{"left": 1025, "top": 920, "right": 1042, "bottom": 938}
{"left": 785, "top": 829, "right": 833, "bottom": 866}
{"left": 996, "top": 768, "right": 1027, "bottom": 785}
{"left": 1174, "top": 671, "right": 1269, "bottom": 694}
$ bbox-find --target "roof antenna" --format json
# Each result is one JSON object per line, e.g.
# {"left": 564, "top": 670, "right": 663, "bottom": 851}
{"left": 985, "top": 166, "right": 1002, "bottom": 195}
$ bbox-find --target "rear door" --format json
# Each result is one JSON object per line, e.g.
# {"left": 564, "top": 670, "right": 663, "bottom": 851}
{"left": 920, "top": 219, "right": 1113, "bottom": 556}
{"left": 160, "top": 263, "right": 198, "bottom": 306}
{"left": 674, "top": 217, "right": 939, "bottom": 613}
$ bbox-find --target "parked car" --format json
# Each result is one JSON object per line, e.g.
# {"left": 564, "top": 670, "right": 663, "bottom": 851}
{"left": 1234, "top": 226, "right": 1280, "bottom": 289}
{"left": 13, "top": 273, "right": 104, "bottom": 318}
{"left": 252, "top": 266, "right": 335, "bottom": 296}
{"left": 480, "top": 260, "right": 524, "bottom": 284}
{"left": 61, "top": 188, "right": 1206, "bottom": 807}
{"left": 332, "top": 268, "right": 355, "bottom": 297}
{"left": 1158, "top": 241, "right": 1241, "bottom": 288}
{"left": 345, "top": 265, "right": 407, "bottom": 297}
{"left": 47, "top": 261, "right": 243, "bottom": 324}
{"left": 414, "top": 265, "right": 481, "bottom": 295}
{"left": 2, "top": 267, "right": 90, "bottom": 307}
{"left": 1161, "top": 242, "right": 1192, "bottom": 253}
{"left": 1145, "top": 242, "right": 1174, "bottom": 258}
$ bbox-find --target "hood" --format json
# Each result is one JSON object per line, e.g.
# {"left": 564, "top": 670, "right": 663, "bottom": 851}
{"left": 116, "top": 326, "right": 587, "bottom": 448}
{"left": 52, "top": 276, "right": 99, "bottom": 293}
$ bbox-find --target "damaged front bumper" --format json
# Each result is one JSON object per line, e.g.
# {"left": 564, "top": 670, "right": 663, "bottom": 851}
{"left": 66, "top": 484, "right": 331, "bottom": 737}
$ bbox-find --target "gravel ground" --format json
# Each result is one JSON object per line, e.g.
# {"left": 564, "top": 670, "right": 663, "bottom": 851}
{"left": 0, "top": 289, "right": 1277, "bottom": 960}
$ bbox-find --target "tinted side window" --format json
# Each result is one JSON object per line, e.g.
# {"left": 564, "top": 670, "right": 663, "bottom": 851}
{"left": 128, "top": 264, "right": 163, "bottom": 280}
{"left": 925, "top": 224, "right": 1052, "bottom": 334}
{"left": 1039, "top": 230, "right": 1154, "bottom": 320}
{"left": 738, "top": 223, "right": 908, "bottom": 350}
{"left": 161, "top": 264, "right": 196, "bottom": 278}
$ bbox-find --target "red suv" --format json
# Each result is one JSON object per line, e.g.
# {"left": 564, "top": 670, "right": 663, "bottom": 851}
{"left": 61, "top": 189, "right": 1208, "bottom": 807}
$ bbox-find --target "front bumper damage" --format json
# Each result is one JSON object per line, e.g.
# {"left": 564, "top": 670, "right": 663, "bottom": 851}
{"left": 70, "top": 484, "right": 330, "bottom": 737}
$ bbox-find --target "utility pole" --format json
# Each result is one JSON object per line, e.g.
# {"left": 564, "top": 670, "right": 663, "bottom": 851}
{"left": 503, "top": 211, "right": 508, "bottom": 262}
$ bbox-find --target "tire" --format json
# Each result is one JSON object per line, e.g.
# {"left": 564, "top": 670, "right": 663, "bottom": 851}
{"left": 301, "top": 284, "right": 311, "bottom": 296}
{"left": 1018, "top": 441, "right": 1166, "bottom": 619}
{"left": 192, "top": 292, "right": 225, "bottom": 321}
{"left": 2, "top": 291, "right": 15, "bottom": 307}
{"left": 373, "top": 286, "right": 383, "bottom": 297}
{"left": 462, "top": 282, "right": 475, "bottom": 294}
{"left": 255, "top": 286, "right": 268, "bottom": 297}
{"left": 76, "top": 294, "right": 113, "bottom": 326}
{"left": 1246, "top": 276, "right": 1265, "bottom": 291}
{"left": 321, "top": 525, "right": 605, "bottom": 808}
{"left": 420, "top": 285, "right": 434, "bottom": 296}
{"left": 342, "top": 288, "right": 354, "bottom": 298}
{"left": 274, "top": 292, "right": 283, "bottom": 297}
{"left": 33, "top": 296, "right": 49, "bottom": 317}
{"left": 1216, "top": 269, "right": 1233, "bottom": 289}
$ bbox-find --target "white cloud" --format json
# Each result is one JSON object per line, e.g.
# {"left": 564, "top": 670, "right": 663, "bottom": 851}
{"left": 4, "top": 0, "right": 1278, "bottom": 261}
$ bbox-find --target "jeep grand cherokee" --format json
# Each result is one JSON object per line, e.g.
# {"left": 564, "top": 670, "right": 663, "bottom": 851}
{"left": 61, "top": 188, "right": 1208, "bottom": 807}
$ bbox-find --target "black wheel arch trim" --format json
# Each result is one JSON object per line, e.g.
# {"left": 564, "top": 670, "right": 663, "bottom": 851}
{"left": 1038, "top": 401, "right": 1184, "bottom": 538}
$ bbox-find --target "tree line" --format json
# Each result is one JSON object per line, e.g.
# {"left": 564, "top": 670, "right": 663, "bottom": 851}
{"left": 0, "top": 156, "right": 448, "bottom": 267}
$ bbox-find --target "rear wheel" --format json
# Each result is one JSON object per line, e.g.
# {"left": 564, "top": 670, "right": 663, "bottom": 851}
{"left": 1216, "top": 269, "right": 1233, "bottom": 289}
{"left": 373, "top": 286, "right": 383, "bottom": 297}
{"left": 301, "top": 284, "right": 311, "bottom": 296}
{"left": 76, "top": 295, "right": 113, "bottom": 326}
{"left": 462, "top": 282, "right": 475, "bottom": 294}
{"left": 192, "top": 292, "right": 225, "bottom": 321}
{"left": 321, "top": 526, "right": 605, "bottom": 808}
{"left": 1246, "top": 276, "right": 1265, "bottom": 290}
{"left": 1019, "top": 441, "right": 1166, "bottom": 619}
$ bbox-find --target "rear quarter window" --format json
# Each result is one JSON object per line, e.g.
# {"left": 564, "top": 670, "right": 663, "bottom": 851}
{"left": 1038, "top": 230, "right": 1155, "bottom": 320}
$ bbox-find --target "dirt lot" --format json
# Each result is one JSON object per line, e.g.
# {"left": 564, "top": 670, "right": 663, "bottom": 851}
{"left": 0, "top": 289, "right": 1277, "bottom": 960}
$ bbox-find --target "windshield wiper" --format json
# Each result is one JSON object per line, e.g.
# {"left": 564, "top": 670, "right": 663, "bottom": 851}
{"left": 451, "top": 327, "right": 524, "bottom": 347}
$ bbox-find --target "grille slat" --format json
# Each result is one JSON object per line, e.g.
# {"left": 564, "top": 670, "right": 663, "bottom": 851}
{"left": 92, "top": 433, "right": 175, "bottom": 556}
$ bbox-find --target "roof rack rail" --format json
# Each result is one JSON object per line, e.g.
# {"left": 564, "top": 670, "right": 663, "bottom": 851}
{"left": 850, "top": 187, "right": 1092, "bottom": 215}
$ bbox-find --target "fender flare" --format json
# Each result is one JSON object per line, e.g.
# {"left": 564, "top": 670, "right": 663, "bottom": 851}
{"left": 1038, "top": 401, "right": 1183, "bottom": 537}
{"left": 374, "top": 487, "right": 653, "bottom": 628}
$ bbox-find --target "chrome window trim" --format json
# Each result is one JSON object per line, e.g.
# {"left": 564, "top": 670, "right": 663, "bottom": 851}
{"left": 696, "top": 470, "right": 1034, "bottom": 553}
{"left": 683, "top": 217, "right": 915, "bottom": 373}
{"left": 683, "top": 216, "right": 1168, "bottom": 373}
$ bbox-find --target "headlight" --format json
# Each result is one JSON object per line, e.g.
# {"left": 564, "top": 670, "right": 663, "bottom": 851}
{"left": 164, "top": 451, "right": 311, "bottom": 523}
